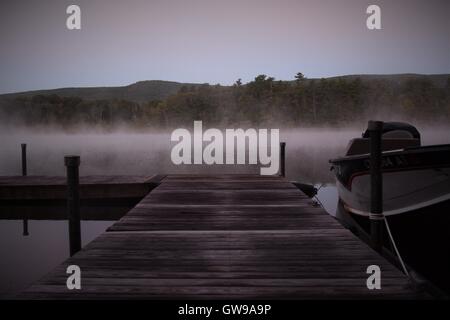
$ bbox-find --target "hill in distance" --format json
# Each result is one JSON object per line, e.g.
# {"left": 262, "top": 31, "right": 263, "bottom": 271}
{"left": 326, "top": 73, "right": 450, "bottom": 87}
{"left": 0, "top": 80, "right": 204, "bottom": 103}
{"left": 1, "top": 74, "right": 449, "bottom": 104}
{"left": 0, "top": 73, "right": 449, "bottom": 129}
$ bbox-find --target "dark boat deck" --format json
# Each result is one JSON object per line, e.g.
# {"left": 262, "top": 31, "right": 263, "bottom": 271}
{"left": 17, "top": 174, "right": 427, "bottom": 299}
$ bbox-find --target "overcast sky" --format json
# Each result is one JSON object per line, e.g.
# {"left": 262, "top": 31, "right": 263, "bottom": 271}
{"left": 0, "top": 0, "right": 449, "bottom": 94}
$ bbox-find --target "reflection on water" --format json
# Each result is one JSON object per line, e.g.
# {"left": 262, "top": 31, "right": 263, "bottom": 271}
{"left": 0, "top": 220, "right": 113, "bottom": 298}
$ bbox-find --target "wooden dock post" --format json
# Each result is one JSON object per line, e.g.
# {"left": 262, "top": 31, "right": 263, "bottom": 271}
{"left": 21, "top": 143, "right": 27, "bottom": 176}
{"left": 21, "top": 144, "right": 29, "bottom": 236}
{"left": 22, "top": 219, "right": 29, "bottom": 236}
{"left": 65, "top": 156, "right": 81, "bottom": 256}
{"left": 280, "top": 142, "right": 286, "bottom": 177}
{"left": 368, "top": 120, "right": 384, "bottom": 252}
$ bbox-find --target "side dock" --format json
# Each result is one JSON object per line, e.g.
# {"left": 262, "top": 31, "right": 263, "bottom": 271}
{"left": 0, "top": 175, "right": 163, "bottom": 220}
{"left": 16, "top": 174, "right": 427, "bottom": 299}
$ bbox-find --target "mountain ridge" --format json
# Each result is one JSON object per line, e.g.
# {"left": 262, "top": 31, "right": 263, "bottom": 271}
{"left": 0, "top": 80, "right": 204, "bottom": 103}
{"left": 1, "top": 74, "right": 449, "bottom": 104}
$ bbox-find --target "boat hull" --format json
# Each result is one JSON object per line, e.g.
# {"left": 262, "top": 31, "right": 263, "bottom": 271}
{"left": 337, "top": 167, "right": 450, "bottom": 216}
{"left": 331, "top": 145, "right": 450, "bottom": 294}
{"left": 336, "top": 199, "right": 450, "bottom": 294}
{"left": 331, "top": 144, "right": 450, "bottom": 216}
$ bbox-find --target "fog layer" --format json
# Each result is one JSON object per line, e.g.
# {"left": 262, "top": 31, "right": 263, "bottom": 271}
{"left": 2, "top": 126, "right": 449, "bottom": 183}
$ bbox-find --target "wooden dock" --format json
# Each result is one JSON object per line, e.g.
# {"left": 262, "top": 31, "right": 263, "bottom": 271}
{"left": 0, "top": 175, "right": 162, "bottom": 220}
{"left": 0, "top": 175, "right": 160, "bottom": 201}
{"left": 18, "top": 174, "right": 427, "bottom": 299}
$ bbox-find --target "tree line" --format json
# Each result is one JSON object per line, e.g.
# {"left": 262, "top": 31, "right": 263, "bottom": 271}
{"left": 1, "top": 74, "right": 449, "bottom": 129}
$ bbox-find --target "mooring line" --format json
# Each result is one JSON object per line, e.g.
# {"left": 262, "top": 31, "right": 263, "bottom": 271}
{"left": 383, "top": 217, "right": 410, "bottom": 277}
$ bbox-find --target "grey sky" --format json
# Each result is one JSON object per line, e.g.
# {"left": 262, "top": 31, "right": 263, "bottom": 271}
{"left": 0, "top": 0, "right": 449, "bottom": 94}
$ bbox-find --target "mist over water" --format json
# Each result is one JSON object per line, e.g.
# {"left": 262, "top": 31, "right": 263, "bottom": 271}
{"left": 1, "top": 126, "right": 449, "bottom": 182}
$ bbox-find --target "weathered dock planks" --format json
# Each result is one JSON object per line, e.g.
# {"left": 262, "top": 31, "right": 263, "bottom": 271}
{"left": 18, "top": 174, "right": 427, "bottom": 299}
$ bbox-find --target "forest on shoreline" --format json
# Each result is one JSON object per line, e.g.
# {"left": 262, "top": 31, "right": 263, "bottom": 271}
{"left": 1, "top": 74, "right": 449, "bottom": 130}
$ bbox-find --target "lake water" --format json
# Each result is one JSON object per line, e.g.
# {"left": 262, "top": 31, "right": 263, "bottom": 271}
{"left": 1, "top": 126, "right": 449, "bottom": 297}
{"left": 0, "top": 220, "right": 114, "bottom": 298}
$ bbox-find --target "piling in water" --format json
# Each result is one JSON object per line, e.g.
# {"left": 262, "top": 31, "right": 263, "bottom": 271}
{"left": 22, "top": 219, "right": 29, "bottom": 236}
{"left": 21, "top": 143, "right": 27, "bottom": 176}
{"left": 280, "top": 142, "right": 286, "bottom": 177}
{"left": 65, "top": 155, "right": 81, "bottom": 256}
{"left": 368, "top": 120, "right": 384, "bottom": 252}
